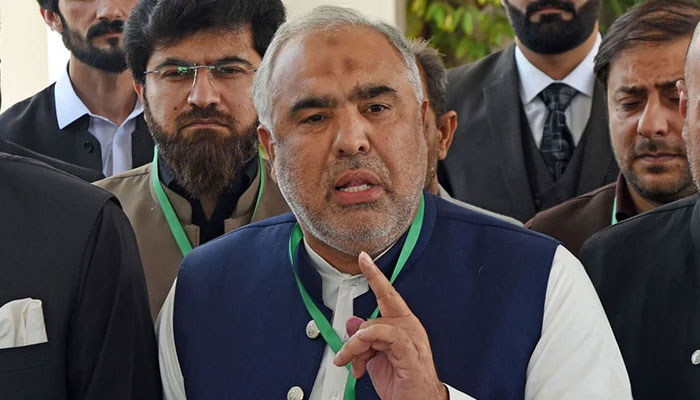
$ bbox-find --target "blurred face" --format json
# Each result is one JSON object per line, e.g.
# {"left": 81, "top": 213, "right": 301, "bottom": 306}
{"left": 607, "top": 38, "right": 695, "bottom": 205}
{"left": 680, "top": 37, "right": 700, "bottom": 191}
{"left": 503, "top": 0, "right": 600, "bottom": 54}
{"left": 135, "top": 28, "right": 261, "bottom": 197}
{"left": 260, "top": 27, "right": 429, "bottom": 257}
{"left": 47, "top": 0, "right": 138, "bottom": 72}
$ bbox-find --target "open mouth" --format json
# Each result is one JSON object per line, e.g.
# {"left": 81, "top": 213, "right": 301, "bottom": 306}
{"left": 336, "top": 182, "right": 376, "bottom": 193}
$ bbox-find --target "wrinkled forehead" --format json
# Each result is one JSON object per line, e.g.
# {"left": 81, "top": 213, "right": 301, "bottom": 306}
{"left": 267, "top": 27, "right": 414, "bottom": 118}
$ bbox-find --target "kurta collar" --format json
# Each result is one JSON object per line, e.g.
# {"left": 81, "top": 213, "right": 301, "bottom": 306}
{"left": 54, "top": 65, "right": 143, "bottom": 129}
{"left": 514, "top": 33, "right": 601, "bottom": 104}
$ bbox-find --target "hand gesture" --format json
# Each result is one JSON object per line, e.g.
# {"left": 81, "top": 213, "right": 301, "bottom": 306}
{"left": 333, "top": 252, "right": 447, "bottom": 400}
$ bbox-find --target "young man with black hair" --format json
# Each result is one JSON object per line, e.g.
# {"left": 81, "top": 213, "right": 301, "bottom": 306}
{"left": 97, "top": 0, "right": 289, "bottom": 319}
{"left": 528, "top": 0, "right": 700, "bottom": 256}
{"left": 0, "top": 0, "right": 153, "bottom": 177}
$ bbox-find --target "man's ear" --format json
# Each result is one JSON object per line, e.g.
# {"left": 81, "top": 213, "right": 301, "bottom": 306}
{"left": 133, "top": 80, "right": 146, "bottom": 104}
{"left": 437, "top": 110, "right": 457, "bottom": 160}
{"left": 40, "top": 8, "right": 64, "bottom": 34}
{"left": 420, "top": 99, "right": 430, "bottom": 127}
{"left": 258, "top": 125, "right": 277, "bottom": 182}
{"left": 679, "top": 79, "right": 688, "bottom": 119}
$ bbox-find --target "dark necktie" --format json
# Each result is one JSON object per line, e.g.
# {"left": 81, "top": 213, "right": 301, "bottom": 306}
{"left": 538, "top": 83, "right": 578, "bottom": 181}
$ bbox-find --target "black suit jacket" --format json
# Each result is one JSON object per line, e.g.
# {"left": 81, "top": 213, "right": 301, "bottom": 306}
{"left": 441, "top": 44, "right": 618, "bottom": 222}
{"left": 580, "top": 195, "right": 700, "bottom": 399}
{"left": 0, "top": 83, "right": 154, "bottom": 173}
{"left": 0, "top": 154, "right": 161, "bottom": 399}
{"left": 0, "top": 137, "right": 103, "bottom": 182}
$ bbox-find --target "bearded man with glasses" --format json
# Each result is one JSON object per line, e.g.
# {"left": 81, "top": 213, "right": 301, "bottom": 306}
{"left": 96, "top": 0, "right": 289, "bottom": 320}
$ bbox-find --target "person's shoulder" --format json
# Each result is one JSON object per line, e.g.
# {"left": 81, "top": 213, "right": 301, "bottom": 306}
{"left": 0, "top": 84, "right": 54, "bottom": 126}
{"left": 531, "top": 182, "right": 616, "bottom": 226}
{"left": 583, "top": 194, "right": 697, "bottom": 253}
{"left": 447, "top": 46, "right": 510, "bottom": 85}
{"left": 433, "top": 194, "right": 558, "bottom": 247}
{"left": 96, "top": 163, "right": 152, "bottom": 189}
{"left": 0, "top": 152, "right": 114, "bottom": 208}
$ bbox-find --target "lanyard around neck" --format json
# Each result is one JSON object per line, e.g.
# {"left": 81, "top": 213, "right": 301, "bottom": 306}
{"left": 288, "top": 193, "right": 425, "bottom": 399}
{"left": 611, "top": 195, "right": 618, "bottom": 226}
{"left": 151, "top": 147, "right": 266, "bottom": 257}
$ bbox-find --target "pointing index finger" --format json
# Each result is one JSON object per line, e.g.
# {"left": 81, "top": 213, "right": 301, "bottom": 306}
{"left": 358, "top": 251, "right": 412, "bottom": 318}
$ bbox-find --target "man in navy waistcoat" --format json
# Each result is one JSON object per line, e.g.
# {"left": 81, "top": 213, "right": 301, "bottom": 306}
{"left": 157, "top": 5, "right": 632, "bottom": 399}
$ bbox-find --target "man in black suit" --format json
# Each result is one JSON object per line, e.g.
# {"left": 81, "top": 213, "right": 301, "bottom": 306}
{"left": 578, "top": 19, "right": 700, "bottom": 399}
{"left": 0, "top": 66, "right": 159, "bottom": 397}
{"left": 0, "top": 153, "right": 161, "bottom": 399}
{"left": 441, "top": 0, "right": 618, "bottom": 222}
{"left": 0, "top": 0, "right": 153, "bottom": 177}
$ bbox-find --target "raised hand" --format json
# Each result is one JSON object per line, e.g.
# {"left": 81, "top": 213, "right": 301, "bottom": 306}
{"left": 333, "top": 252, "right": 448, "bottom": 400}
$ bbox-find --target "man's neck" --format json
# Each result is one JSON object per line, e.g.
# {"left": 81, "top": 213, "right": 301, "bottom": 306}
{"left": 68, "top": 56, "right": 137, "bottom": 126}
{"left": 515, "top": 25, "right": 599, "bottom": 81}
{"left": 304, "top": 232, "right": 389, "bottom": 276}
{"left": 626, "top": 181, "right": 662, "bottom": 214}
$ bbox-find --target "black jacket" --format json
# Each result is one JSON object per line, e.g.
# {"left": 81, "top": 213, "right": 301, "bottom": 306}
{"left": 0, "top": 83, "right": 153, "bottom": 173}
{"left": 0, "top": 153, "right": 161, "bottom": 399}
{"left": 580, "top": 194, "right": 700, "bottom": 399}
{"left": 441, "top": 44, "right": 618, "bottom": 222}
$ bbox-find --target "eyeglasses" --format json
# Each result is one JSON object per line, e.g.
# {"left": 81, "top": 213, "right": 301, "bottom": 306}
{"left": 143, "top": 62, "right": 258, "bottom": 89}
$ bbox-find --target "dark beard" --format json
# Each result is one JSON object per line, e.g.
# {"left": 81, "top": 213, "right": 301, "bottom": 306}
{"left": 60, "top": 15, "right": 127, "bottom": 73}
{"left": 144, "top": 100, "right": 259, "bottom": 198}
{"left": 504, "top": 0, "right": 600, "bottom": 54}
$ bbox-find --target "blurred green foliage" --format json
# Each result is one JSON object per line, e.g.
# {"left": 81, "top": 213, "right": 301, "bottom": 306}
{"left": 406, "top": 0, "right": 645, "bottom": 67}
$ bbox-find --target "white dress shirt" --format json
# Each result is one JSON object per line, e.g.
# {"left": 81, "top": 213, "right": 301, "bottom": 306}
{"left": 157, "top": 241, "right": 632, "bottom": 399}
{"left": 54, "top": 68, "right": 143, "bottom": 177}
{"left": 514, "top": 34, "right": 601, "bottom": 148}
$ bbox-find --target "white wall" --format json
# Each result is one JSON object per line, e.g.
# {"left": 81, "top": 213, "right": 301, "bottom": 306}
{"left": 0, "top": 0, "right": 404, "bottom": 113}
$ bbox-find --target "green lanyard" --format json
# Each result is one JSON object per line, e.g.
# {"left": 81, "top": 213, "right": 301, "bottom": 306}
{"left": 151, "top": 147, "right": 266, "bottom": 257}
{"left": 288, "top": 194, "right": 425, "bottom": 399}
{"left": 611, "top": 195, "right": 619, "bottom": 226}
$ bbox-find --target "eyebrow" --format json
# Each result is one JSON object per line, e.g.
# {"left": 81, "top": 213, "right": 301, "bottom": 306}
{"left": 349, "top": 84, "right": 398, "bottom": 101}
{"left": 152, "top": 55, "right": 254, "bottom": 70}
{"left": 616, "top": 79, "right": 683, "bottom": 95}
{"left": 289, "top": 96, "right": 338, "bottom": 115}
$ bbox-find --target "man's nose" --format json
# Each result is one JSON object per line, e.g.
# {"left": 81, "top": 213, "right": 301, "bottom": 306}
{"left": 187, "top": 70, "right": 221, "bottom": 109}
{"left": 332, "top": 111, "right": 371, "bottom": 156}
{"left": 638, "top": 97, "right": 670, "bottom": 138}
{"left": 95, "top": 0, "right": 128, "bottom": 22}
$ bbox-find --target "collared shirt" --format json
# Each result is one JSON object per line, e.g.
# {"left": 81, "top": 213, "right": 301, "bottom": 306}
{"left": 157, "top": 242, "right": 632, "bottom": 399}
{"left": 158, "top": 155, "right": 258, "bottom": 244}
{"left": 514, "top": 34, "right": 602, "bottom": 148}
{"left": 54, "top": 67, "right": 143, "bottom": 177}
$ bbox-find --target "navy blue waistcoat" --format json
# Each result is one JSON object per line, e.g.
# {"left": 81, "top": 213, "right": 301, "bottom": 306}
{"left": 174, "top": 193, "right": 558, "bottom": 399}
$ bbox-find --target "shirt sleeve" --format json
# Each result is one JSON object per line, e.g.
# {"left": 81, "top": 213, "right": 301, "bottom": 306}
{"left": 66, "top": 200, "right": 162, "bottom": 399}
{"left": 157, "top": 280, "right": 187, "bottom": 400}
{"left": 524, "top": 245, "right": 632, "bottom": 399}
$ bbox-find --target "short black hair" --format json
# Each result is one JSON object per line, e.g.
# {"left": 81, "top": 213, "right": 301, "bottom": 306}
{"left": 36, "top": 0, "right": 59, "bottom": 12}
{"left": 124, "top": 0, "right": 286, "bottom": 84}
{"left": 409, "top": 38, "right": 446, "bottom": 125}
{"left": 595, "top": 0, "right": 700, "bottom": 90}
